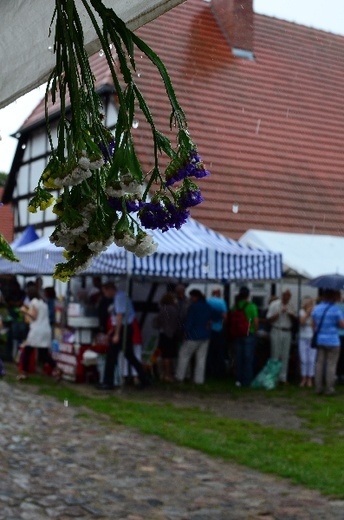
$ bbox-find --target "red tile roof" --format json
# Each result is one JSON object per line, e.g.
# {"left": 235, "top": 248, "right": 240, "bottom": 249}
{"left": 20, "top": 0, "right": 344, "bottom": 239}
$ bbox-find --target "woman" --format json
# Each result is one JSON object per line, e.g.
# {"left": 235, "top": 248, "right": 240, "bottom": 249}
{"left": 311, "top": 289, "right": 344, "bottom": 396}
{"left": 298, "top": 296, "right": 316, "bottom": 387}
{"left": 153, "top": 292, "right": 179, "bottom": 382}
{"left": 17, "top": 286, "right": 61, "bottom": 381}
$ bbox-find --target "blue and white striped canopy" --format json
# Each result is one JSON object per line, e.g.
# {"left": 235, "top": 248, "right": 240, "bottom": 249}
{"left": 0, "top": 219, "right": 282, "bottom": 281}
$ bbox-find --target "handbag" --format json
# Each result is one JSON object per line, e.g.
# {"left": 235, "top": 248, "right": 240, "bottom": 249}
{"left": 310, "top": 333, "right": 318, "bottom": 349}
{"left": 311, "top": 303, "right": 333, "bottom": 349}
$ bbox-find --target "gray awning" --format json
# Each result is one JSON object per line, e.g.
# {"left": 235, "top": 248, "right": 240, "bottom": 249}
{"left": 0, "top": 0, "right": 185, "bottom": 108}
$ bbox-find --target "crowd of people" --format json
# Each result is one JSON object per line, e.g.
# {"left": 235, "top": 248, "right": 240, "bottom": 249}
{"left": 1, "top": 276, "right": 344, "bottom": 396}
{"left": 93, "top": 282, "right": 344, "bottom": 395}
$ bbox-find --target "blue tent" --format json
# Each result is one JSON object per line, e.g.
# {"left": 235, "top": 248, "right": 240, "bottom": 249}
{"left": 11, "top": 225, "right": 39, "bottom": 249}
{"left": 0, "top": 219, "right": 282, "bottom": 281}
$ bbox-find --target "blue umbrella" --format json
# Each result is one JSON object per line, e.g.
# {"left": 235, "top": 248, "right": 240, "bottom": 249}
{"left": 309, "top": 274, "right": 344, "bottom": 290}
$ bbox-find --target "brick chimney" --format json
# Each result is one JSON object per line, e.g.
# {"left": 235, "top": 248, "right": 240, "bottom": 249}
{"left": 211, "top": 0, "right": 254, "bottom": 59}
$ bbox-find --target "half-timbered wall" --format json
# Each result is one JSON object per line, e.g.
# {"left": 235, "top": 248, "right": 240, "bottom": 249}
{"left": 11, "top": 94, "right": 118, "bottom": 240}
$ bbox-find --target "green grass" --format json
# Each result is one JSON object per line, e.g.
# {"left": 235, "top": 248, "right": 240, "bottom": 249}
{"left": 5, "top": 366, "right": 344, "bottom": 498}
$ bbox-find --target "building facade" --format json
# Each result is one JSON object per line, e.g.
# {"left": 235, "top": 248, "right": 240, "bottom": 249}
{"left": 2, "top": 0, "right": 344, "bottom": 255}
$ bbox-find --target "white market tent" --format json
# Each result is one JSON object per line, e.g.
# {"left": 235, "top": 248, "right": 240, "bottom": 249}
{"left": 239, "top": 229, "right": 344, "bottom": 279}
{"left": 0, "top": 220, "right": 282, "bottom": 281}
{"left": 0, "top": 0, "right": 186, "bottom": 109}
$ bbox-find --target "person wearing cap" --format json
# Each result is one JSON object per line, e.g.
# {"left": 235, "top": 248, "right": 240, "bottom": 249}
{"left": 232, "top": 286, "right": 259, "bottom": 387}
{"left": 266, "top": 289, "right": 296, "bottom": 384}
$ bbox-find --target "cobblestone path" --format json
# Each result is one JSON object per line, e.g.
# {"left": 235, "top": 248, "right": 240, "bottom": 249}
{"left": 1, "top": 380, "right": 343, "bottom": 519}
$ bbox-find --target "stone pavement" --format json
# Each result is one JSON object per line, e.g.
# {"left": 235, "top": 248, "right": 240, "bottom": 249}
{"left": 1, "top": 380, "right": 343, "bottom": 520}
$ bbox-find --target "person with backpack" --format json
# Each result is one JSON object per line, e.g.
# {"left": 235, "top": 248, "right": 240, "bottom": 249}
{"left": 230, "top": 286, "right": 259, "bottom": 387}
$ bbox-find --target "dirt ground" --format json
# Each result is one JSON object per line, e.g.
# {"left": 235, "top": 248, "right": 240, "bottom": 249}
{"left": 116, "top": 384, "right": 305, "bottom": 431}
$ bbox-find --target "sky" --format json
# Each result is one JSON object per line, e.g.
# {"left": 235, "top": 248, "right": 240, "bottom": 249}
{"left": 0, "top": 0, "right": 343, "bottom": 173}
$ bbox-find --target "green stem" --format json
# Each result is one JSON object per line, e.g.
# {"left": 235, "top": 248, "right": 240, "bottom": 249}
{"left": 131, "top": 33, "right": 187, "bottom": 130}
{"left": 79, "top": 0, "right": 129, "bottom": 127}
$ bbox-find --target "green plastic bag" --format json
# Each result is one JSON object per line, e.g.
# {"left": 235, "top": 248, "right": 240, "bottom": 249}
{"left": 251, "top": 359, "right": 282, "bottom": 390}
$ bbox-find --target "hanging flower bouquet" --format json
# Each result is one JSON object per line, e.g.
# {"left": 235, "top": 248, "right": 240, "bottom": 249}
{"left": 2, "top": 0, "right": 210, "bottom": 280}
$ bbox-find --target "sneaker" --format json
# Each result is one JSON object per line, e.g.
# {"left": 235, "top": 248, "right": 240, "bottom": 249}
{"left": 235, "top": 381, "right": 242, "bottom": 387}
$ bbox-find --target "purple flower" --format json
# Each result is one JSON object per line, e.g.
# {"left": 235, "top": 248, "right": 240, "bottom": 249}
{"left": 188, "top": 152, "right": 211, "bottom": 179}
{"left": 178, "top": 187, "right": 204, "bottom": 208}
{"left": 139, "top": 201, "right": 189, "bottom": 232}
{"left": 138, "top": 201, "right": 167, "bottom": 230}
{"left": 99, "top": 139, "right": 115, "bottom": 163}
{"left": 166, "top": 204, "right": 190, "bottom": 229}
{"left": 165, "top": 167, "right": 188, "bottom": 187}
{"left": 108, "top": 197, "right": 143, "bottom": 213}
{"left": 165, "top": 151, "right": 211, "bottom": 187}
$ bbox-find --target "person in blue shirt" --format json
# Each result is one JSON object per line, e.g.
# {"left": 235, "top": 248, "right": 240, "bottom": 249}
{"left": 175, "top": 289, "right": 220, "bottom": 384}
{"left": 311, "top": 289, "right": 344, "bottom": 396}
{"left": 335, "top": 291, "right": 344, "bottom": 383}
{"left": 206, "top": 288, "right": 228, "bottom": 377}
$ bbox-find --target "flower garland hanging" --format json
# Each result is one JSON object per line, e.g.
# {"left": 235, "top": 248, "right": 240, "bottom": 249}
{"left": 1, "top": 0, "right": 210, "bottom": 279}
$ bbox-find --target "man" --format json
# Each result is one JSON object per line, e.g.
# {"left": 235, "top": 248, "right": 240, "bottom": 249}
{"left": 232, "top": 286, "right": 259, "bottom": 387}
{"left": 174, "top": 284, "right": 189, "bottom": 343}
{"left": 266, "top": 289, "right": 296, "bottom": 384}
{"left": 98, "top": 282, "right": 147, "bottom": 390}
{"left": 175, "top": 289, "right": 220, "bottom": 384}
{"left": 206, "top": 288, "right": 228, "bottom": 377}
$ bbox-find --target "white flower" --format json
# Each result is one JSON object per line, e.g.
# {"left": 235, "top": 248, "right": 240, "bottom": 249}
{"left": 51, "top": 233, "right": 73, "bottom": 248}
{"left": 123, "top": 233, "right": 158, "bottom": 256}
{"left": 123, "top": 181, "right": 144, "bottom": 197}
{"left": 78, "top": 156, "right": 91, "bottom": 170}
{"left": 114, "top": 233, "right": 137, "bottom": 248}
{"left": 105, "top": 235, "right": 115, "bottom": 247}
{"left": 81, "top": 202, "right": 97, "bottom": 218}
{"left": 107, "top": 186, "right": 125, "bottom": 197}
{"left": 88, "top": 241, "right": 107, "bottom": 253}
{"left": 107, "top": 178, "right": 144, "bottom": 197}
{"left": 61, "top": 167, "right": 92, "bottom": 186}
{"left": 75, "top": 257, "right": 93, "bottom": 274}
{"left": 89, "top": 158, "right": 104, "bottom": 170}
{"left": 54, "top": 177, "right": 64, "bottom": 187}
{"left": 73, "top": 167, "right": 92, "bottom": 182}
{"left": 133, "top": 234, "right": 158, "bottom": 257}
{"left": 69, "top": 221, "right": 89, "bottom": 236}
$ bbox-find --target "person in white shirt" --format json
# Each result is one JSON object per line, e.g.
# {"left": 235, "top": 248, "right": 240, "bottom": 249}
{"left": 266, "top": 289, "right": 296, "bottom": 384}
{"left": 17, "top": 287, "right": 61, "bottom": 381}
{"left": 298, "top": 296, "right": 316, "bottom": 387}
